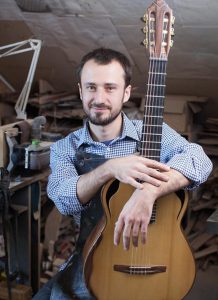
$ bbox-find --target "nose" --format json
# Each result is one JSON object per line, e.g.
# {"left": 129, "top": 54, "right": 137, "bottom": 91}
{"left": 94, "top": 87, "right": 105, "bottom": 104}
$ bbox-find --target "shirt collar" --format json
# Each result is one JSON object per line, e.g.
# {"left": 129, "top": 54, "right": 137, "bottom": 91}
{"left": 77, "top": 112, "right": 140, "bottom": 147}
{"left": 120, "top": 113, "right": 140, "bottom": 141}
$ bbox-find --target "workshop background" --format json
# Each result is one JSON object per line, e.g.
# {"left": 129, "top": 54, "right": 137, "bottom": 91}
{"left": 0, "top": 0, "right": 218, "bottom": 299}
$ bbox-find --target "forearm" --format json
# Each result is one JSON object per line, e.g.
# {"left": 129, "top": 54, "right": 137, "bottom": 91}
{"left": 47, "top": 172, "right": 83, "bottom": 215}
{"left": 77, "top": 155, "right": 171, "bottom": 204}
{"left": 140, "top": 168, "right": 191, "bottom": 200}
{"left": 77, "top": 160, "right": 114, "bottom": 204}
{"left": 162, "top": 124, "right": 213, "bottom": 189}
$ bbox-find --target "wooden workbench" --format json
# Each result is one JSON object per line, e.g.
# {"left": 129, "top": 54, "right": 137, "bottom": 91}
{"left": 4, "top": 168, "right": 50, "bottom": 294}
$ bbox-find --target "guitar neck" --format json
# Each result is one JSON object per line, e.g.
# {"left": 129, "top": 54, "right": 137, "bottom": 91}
{"left": 140, "top": 58, "right": 168, "bottom": 161}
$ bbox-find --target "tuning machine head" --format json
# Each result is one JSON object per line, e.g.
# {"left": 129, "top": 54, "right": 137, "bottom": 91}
{"left": 141, "top": 14, "right": 149, "bottom": 47}
{"left": 170, "top": 15, "right": 175, "bottom": 47}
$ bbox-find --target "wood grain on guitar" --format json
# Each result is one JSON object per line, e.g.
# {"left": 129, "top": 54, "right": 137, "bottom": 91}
{"left": 83, "top": 1, "right": 196, "bottom": 299}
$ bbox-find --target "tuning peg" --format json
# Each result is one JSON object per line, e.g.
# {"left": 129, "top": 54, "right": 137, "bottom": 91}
{"left": 142, "top": 26, "right": 148, "bottom": 34}
{"left": 141, "top": 39, "right": 148, "bottom": 48}
{"left": 171, "top": 27, "right": 175, "bottom": 36}
{"left": 170, "top": 40, "right": 174, "bottom": 47}
{"left": 142, "top": 13, "right": 148, "bottom": 23}
{"left": 171, "top": 15, "right": 175, "bottom": 25}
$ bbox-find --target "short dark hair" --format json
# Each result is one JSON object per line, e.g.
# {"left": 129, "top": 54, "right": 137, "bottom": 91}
{"left": 77, "top": 48, "right": 132, "bottom": 87}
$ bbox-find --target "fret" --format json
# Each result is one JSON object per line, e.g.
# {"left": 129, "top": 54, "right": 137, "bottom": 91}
{"left": 150, "top": 58, "right": 167, "bottom": 62}
{"left": 145, "top": 105, "right": 164, "bottom": 110}
{"left": 144, "top": 148, "right": 161, "bottom": 152}
{"left": 147, "top": 84, "right": 166, "bottom": 87}
{"left": 144, "top": 115, "right": 163, "bottom": 118}
{"left": 146, "top": 106, "right": 164, "bottom": 109}
{"left": 144, "top": 124, "right": 162, "bottom": 127}
{"left": 144, "top": 105, "right": 164, "bottom": 110}
{"left": 146, "top": 96, "right": 164, "bottom": 99}
{"left": 141, "top": 140, "right": 161, "bottom": 143}
{"left": 143, "top": 122, "right": 163, "bottom": 128}
{"left": 144, "top": 155, "right": 160, "bottom": 159}
{"left": 145, "top": 106, "right": 164, "bottom": 110}
{"left": 142, "top": 133, "right": 162, "bottom": 136}
{"left": 148, "top": 72, "right": 167, "bottom": 75}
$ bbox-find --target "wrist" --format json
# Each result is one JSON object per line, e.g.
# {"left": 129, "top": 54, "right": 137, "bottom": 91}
{"left": 140, "top": 182, "right": 160, "bottom": 199}
{"left": 96, "top": 160, "right": 114, "bottom": 184}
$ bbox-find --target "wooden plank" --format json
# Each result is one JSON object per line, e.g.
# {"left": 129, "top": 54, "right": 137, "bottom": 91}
{"left": 190, "top": 232, "right": 215, "bottom": 251}
{"left": 194, "top": 245, "right": 218, "bottom": 259}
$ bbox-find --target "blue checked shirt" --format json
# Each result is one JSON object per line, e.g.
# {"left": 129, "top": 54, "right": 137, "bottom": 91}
{"left": 47, "top": 113, "right": 212, "bottom": 223}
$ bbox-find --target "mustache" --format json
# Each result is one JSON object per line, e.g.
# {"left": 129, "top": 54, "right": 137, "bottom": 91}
{"left": 89, "top": 103, "right": 111, "bottom": 109}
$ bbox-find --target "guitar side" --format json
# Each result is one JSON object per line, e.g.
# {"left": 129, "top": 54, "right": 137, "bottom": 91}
{"left": 83, "top": 179, "right": 196, "bottom": 300}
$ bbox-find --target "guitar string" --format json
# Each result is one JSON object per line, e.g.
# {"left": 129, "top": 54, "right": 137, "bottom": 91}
{"left": 144, "top": 53, "right": 155, "bottom": 269}
{"left": 137, "top": 55, "right": 156, "bottom": 270}
{"left": 159, "top": 17, "right": 168, "bottom": 267}
{"left": 129, "top": 55, "right": 154, "bottom": 272}
{"left": 141, "top": 53, "right": 168, "bottom": 269}
{"left": 147, "top": 54, "right": 157, "bottom": 268}
{"left": 139, "top": 26, "right": 157, "bottom": 270}
{"left": 145, "top": 56, "right": 154, "bottom": 269}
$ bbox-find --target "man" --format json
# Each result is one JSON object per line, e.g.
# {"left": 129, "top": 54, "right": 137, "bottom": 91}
{"left": 34, "top": 48, "right": 212, "bottom": 299}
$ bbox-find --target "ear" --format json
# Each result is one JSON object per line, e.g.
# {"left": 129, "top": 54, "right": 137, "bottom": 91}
{"left": 78, "top": 83, "right": 82, "bottom": 100}
{"left": 123, "top": 85, "right": 132, "bottom": 104}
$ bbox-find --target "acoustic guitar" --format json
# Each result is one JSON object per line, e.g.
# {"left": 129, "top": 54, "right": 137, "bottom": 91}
{"left": 83, "top": 1, "right": 195, "bottom": 299}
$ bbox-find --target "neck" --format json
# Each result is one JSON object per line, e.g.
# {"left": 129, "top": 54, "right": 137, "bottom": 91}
{"left": 88, "top": 113, "right": 123, "bottom": 142}
{"left": 140, "top": 58, "right": 167, "bottom": 161}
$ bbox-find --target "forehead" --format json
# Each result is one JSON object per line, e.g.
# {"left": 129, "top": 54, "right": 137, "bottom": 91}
{"left": 80, "top": 59, "right": 125, "bottom": 84}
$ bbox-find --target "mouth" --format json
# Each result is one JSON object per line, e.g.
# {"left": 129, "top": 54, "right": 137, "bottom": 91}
{"left": 90, "top": 105, "right": 111, "bottom": 112}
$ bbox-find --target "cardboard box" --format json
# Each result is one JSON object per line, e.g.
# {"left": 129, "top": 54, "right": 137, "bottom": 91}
{"left": 163, "top": 95, "right": 207, "bottom": 133}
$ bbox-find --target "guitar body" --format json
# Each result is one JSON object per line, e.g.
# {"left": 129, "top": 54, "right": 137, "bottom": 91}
{"left": 83, "top": 180, "right": 195, "bottom": 300}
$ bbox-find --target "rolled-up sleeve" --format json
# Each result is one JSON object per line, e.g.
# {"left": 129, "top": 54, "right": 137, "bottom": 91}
{"left": 161, "top": 123, "right": 213, "bottom": 189}
{"left": 47, "top": 140, "right": 84, "bottom": 216}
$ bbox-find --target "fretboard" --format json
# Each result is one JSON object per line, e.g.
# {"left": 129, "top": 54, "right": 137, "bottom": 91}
{"left": 140, "top": 58, "right": 168, "bottom": 161}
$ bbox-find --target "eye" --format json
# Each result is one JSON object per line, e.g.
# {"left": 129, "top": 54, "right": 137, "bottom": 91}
{"left": 86, "top": 85, "right": 96, "bottom": 92}
{"left": 106, "top": 85, "right": 116, "bottom": 92}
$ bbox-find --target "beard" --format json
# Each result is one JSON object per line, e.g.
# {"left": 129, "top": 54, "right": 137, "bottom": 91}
{"left": 85, "top": 104, "right": 122, "bottom": 126}
{"left": 82, "top": 95, "right": 124, "bottom": 126}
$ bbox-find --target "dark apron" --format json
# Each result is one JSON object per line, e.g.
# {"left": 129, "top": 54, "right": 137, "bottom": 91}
{"left": 51, "top": 144, "right": 108, "bottom": 300}
{"left": 51, "top": 140, "right": 140, "bottom": 299}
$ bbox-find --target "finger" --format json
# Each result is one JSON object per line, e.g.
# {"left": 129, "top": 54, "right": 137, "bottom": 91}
{"left": 132, "top": 220, "right": 141, "bottom": 247}
{"left": 147, "top": 169, "right": 169, "bottom": 181}
{"left": 141, "top": 223, "right": 147, "bottom": 244}
{"left": 135, "top": 169, "right": 169, "bottom": 187}
{"left": 122, "top": 221, "right": 132, "bottom": 250}
{"left": 143, "top": 159, "right": 170, "bottom": 171}
{"left": 114, "top": 219, "right": 124, "bottom": 246}
{"left": 136, "top": 173, "right": 161, "bottom": 187}
{"left": 127, "top": 177, "right": 144, "bottom": 190}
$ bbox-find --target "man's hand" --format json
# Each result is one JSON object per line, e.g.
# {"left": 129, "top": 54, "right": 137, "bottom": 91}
{"left": 106, "top": 155, "right": 170, "bottom": 190}
{"left": 114, "top": 186, "right": 156, "bottom": 250}
{"left": 113, "top": 168, "right": 191, "bottom": 250}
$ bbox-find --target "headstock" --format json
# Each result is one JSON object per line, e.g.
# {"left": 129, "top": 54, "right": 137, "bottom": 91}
{"left": 142, "top": 0, "right": 175, "bottom": 59}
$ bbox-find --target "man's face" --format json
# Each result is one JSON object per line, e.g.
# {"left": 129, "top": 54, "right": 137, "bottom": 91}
{"left": 79, "top": 59, "right": 131, "bottom": 126}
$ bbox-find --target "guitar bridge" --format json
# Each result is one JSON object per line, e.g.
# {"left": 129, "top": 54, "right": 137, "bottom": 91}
{"left": 114, "top": 264, "right": 166, "bottom": 275}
